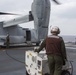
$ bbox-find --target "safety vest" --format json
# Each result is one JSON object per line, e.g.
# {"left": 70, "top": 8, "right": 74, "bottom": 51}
{"left": 46, "top": 35, "right": 62, "bottom": 56}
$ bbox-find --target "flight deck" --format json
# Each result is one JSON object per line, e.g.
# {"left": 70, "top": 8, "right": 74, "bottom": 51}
{"left": 0, "top": 46, "right": 76, "bottom": 75}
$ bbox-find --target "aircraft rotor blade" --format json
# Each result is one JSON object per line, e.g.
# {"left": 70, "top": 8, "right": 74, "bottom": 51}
{"left": 53, "top": 0, "right": 60, "bottom": 4}
{"left": 0, "top": 12, "right": 19, "bottom": 15}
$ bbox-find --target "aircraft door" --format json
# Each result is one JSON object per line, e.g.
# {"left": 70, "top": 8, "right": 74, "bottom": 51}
{"left": 26, "top": 30, "right": 31, "bottom": 41}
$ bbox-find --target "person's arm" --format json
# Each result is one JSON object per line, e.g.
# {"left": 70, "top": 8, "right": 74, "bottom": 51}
{"left": 36, "top": 38, "right": 46, "bottom": 53}
{"left": 61, "top": 37, "right": 67, "bottom": 60}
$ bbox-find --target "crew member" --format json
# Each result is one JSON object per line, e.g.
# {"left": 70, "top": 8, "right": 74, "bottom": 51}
{"left": 6, "top": 34, "right": 10, "bottom": 48}
{"left": 34, "top": 26, "right": 67, "bottom": 75}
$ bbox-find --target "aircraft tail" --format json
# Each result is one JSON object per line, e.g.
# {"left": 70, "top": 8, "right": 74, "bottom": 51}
{"left": 32, "top": 0, "right": 50, "bottom": 42}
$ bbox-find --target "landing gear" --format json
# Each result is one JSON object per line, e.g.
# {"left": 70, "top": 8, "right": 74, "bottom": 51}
{"left": 61, "top": 70, "right": 71, "bottom": 75}
{"left": 44, "top": 73, "right": 50, "bottom": 75}
{"left": 36, "top": 41, "right": 40, "bottom": 46}
{"left": 36, "top": 42, "right": 40, "bottom": 46}
{"left": 26, "top": 70, "right": 29, "bottom": 75}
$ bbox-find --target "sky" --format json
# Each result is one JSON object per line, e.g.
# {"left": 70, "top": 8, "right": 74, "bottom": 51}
{"left": 0, "top": 0, "right": 76, "bottom": 35}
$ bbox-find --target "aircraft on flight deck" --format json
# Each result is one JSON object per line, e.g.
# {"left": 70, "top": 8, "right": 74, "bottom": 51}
{"left": 0, "top": 0, "right": 60, "bottom": 48}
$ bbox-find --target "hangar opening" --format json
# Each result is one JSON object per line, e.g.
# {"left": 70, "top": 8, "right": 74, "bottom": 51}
{"left": 26, "top": 30, "right": 31, "bottom": 41}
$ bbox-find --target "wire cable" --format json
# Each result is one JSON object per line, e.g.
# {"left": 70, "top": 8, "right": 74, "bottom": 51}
{"left": 5, "top": 50, "right": 25, "bottom": 64}
{"left": 69, "top": 61, "right": 73, "bottom": 75}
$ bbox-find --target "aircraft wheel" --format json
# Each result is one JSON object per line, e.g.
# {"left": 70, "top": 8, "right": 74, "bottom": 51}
{"left": 61, "top": 70, "right": 71, "bottom": 75}
{"left": 36, "top": 42, "right": 40, "bottom": 46}
{"left": 26, "top": 71, "right": 29, "bottom": 75}
{"left": 44, "top": 73, "right": 50, "bottom": 75}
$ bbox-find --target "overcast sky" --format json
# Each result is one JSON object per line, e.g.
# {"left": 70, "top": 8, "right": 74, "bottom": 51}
{"left": 0, "top": 0, "right": 76, "bottom": 35}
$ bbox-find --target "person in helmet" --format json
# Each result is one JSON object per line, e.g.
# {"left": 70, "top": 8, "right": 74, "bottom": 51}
{"left": 34, "top": 26, "right": 67, "bottom": 75}
{"left": 6, "top": 34, "right": 10, "bottom": 48}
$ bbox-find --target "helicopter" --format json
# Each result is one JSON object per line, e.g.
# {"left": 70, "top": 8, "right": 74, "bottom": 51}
{"left": 0, "top": 0, "right": 60, "bottom": 48}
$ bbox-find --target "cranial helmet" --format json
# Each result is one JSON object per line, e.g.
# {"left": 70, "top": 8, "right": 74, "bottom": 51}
{"left": 51, "top": 26, "right": 60, "bottom": 34}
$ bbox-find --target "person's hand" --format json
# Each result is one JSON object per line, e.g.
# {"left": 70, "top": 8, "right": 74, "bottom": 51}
{"left": 34, "top": 48, "right": 37, "bottom": 52}
{"left": 34, "top": 49, "right": 39, "bottom": 53}
{"left": 63, "top": 59, "right": 68, "bottom": 65}
{"left": 65, "top": 59, "right": 68, "bottom": 61}
{"left": 34, "top": 47, "right": 39, "bottom": 53}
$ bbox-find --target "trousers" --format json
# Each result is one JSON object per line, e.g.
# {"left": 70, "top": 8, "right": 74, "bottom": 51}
{"left": 47, "top": 55, "right": 63, "bottom": 75}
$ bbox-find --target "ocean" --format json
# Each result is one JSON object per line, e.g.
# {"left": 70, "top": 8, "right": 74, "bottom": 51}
{"left": 61, "top": 35, "right": 76, "bottom": 43}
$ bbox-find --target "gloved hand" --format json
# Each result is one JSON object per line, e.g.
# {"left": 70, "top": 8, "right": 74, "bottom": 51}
{"left": 63, "top": 59, "right": 66, "bottom": 65}
{"left": 63, "top": 59, "right": 68, "bottom": 65}
{"left": 34, "top": 47, "right": 40, "bottom": 53}
{"left": 65, "top": 58, "right": 68, "bottom": 61}
{"left": 34, "top": 49, "right": 38, "bottom": 52}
